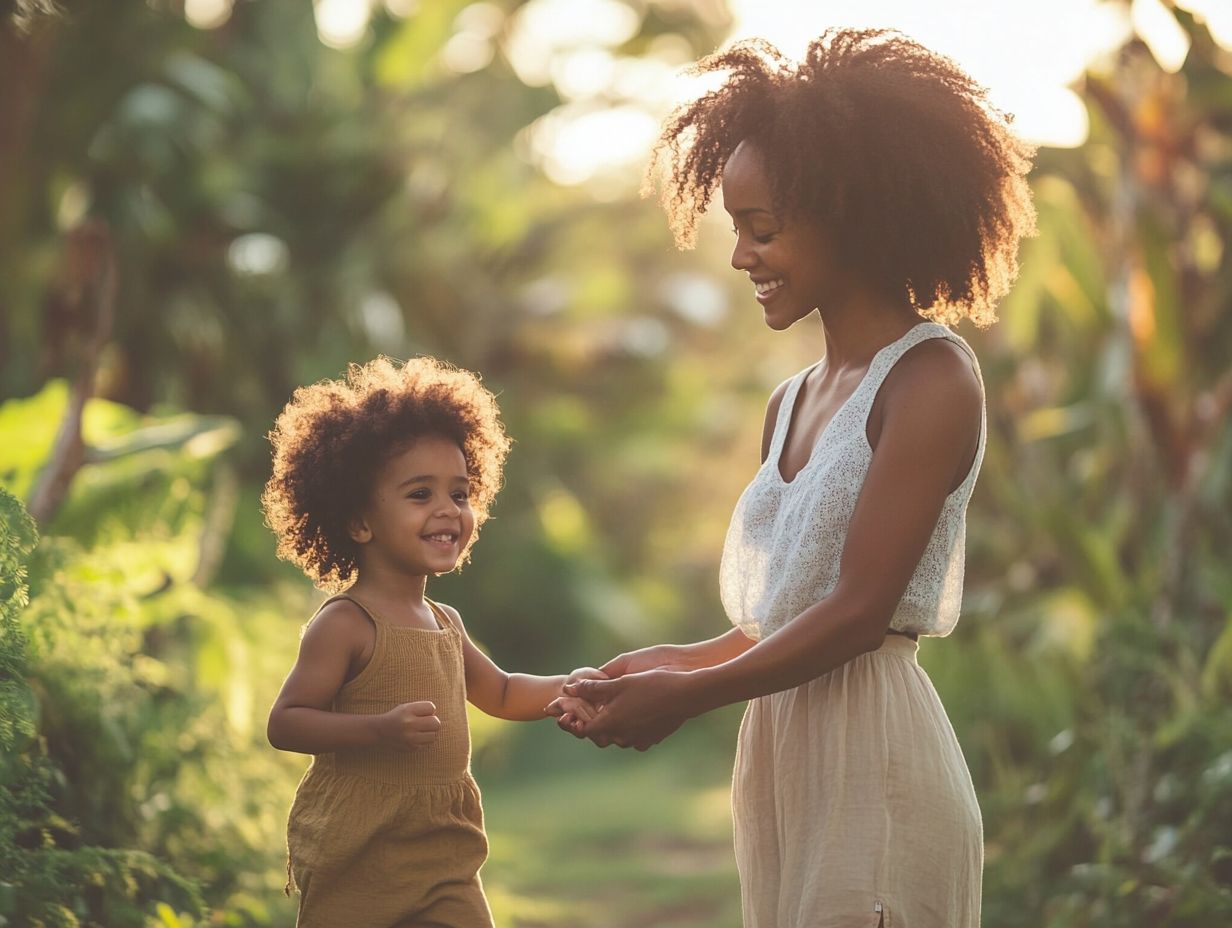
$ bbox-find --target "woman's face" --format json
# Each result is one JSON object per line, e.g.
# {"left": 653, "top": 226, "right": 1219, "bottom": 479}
{"left": 721, "top": 141, "right": 848, "bottom": 331}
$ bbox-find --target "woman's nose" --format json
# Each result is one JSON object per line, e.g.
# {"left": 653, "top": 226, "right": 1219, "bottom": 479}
{"left": 730, "top": 234, "right": 755, "bottom": 271}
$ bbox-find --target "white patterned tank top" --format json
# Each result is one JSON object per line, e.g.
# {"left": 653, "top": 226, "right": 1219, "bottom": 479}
{"left": 719, "top": 322, "right": 986, "bottom": 641}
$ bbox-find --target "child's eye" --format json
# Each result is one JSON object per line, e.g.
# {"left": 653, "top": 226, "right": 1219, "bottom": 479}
{"left": 452, "top": 490, "right": 470, "bottom": 503}
{"left": 407, "top": 489, "right": 431, "bottom": 500}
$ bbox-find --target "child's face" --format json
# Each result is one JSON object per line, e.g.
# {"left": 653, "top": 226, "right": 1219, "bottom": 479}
{"left": 353, "top": 436, "right": 475, "bottom": 576}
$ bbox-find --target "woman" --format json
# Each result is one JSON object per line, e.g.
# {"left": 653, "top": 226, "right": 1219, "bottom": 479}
{"left": 551, "top": 29, "right": 1035, "bottom": 928}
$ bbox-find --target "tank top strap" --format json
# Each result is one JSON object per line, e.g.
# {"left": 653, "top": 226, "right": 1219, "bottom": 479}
{"left": 847, "top": 322, "right": 962, "bottom": 424}
{"left": 767, "top": 364, "right": 819, "bottom": 464}
{"left": 848, "top": 321, "right": 987, "bottom": 494}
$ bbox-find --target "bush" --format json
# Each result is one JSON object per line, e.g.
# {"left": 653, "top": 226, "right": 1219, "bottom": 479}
{"left": 0, "top": 487, "right": 205, "bottom": 926}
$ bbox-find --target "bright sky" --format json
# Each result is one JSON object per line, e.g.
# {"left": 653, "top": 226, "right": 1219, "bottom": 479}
{"left": 182, "top": 0, "right": 1232, "bottom": 189}
{"left": 729, "top": 0, "right": 1231, "bottom": 144}
{"left": 729, "top": 0, "right": 1127, "bottom": 149}
{"left": 512, "top": 0, "right": 1228, "bottom": 188}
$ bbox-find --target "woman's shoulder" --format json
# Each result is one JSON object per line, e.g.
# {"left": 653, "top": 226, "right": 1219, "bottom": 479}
{"left": 888, "top": 334, "right": 981, "bottom": 405}
{"left": 877, "top": 334, "right": 982, "bottom": 450}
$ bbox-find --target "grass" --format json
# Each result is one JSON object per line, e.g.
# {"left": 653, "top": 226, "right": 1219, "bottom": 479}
{"left": 475, "top": 708, "right": 746, "bottom": 928}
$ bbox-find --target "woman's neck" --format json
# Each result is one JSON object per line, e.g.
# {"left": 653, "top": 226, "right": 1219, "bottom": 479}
{"left": 814, "top": 290, "right": 922, "bottom": 371}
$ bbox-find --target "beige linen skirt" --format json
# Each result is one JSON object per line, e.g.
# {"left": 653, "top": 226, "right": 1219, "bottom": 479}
{"left": 732, "top": 634, "right": 982, "bottom": 928}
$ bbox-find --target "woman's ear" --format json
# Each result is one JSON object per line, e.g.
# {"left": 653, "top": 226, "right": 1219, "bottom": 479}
{"left": 348, "top": 516, "right": 372, "bottom": 545}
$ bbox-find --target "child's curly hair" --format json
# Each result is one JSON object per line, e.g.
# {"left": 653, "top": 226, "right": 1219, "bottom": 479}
{"left": 645, "top": 29, "right": 1037, "bottom": 327}
{"left": 262, "top": 356, "right": 511, "bottom": 591}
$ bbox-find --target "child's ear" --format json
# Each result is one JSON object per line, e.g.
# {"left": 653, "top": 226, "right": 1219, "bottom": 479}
{"left": 348, "top": 516, "right": 373, "bottom": 545}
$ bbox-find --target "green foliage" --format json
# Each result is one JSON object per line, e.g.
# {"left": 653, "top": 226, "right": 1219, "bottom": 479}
{"left": 0, "top": 487, "right": 207, "bottom": 925}
{"left": 940, "top": 16, "right": 1232, "bottom": 925}
{"left": 0, "top": 487, "right": 38, "bottom": 752}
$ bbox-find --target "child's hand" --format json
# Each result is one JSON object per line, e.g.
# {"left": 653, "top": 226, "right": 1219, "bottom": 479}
{"left": 565, "top": 666, "right": 608, "bottom": 686}
{"left": 378, "top": 700, "right": 441, "bottom": 749}
{"left": 543, "top": 668, "right": 607, "bottom": 733}
{"left": 546, "top": 695, "right": 599, "bottom": 733}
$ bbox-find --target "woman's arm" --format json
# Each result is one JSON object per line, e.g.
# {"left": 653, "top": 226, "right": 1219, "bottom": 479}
{"left": 569, "top": 341, "right": 982, "bottom": 748}
{"left": 548, "top": 628, "right": 755, "bottom": 733}
{"left": 267, "top": 601, "right": 441, "bottom": 753}
{"left": 601, "top": 627, "right": 757, "bottom": 677}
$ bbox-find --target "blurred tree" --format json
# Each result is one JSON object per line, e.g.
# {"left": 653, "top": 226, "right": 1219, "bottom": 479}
{"left": 938, "top": 8, "right": 1232, "bottom": 925}
{"left": 1, "top": 0, "right": 756, "bottom": 669}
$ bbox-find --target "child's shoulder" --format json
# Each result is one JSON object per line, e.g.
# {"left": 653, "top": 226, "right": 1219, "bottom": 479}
{"left": 301, "top": 595, "right": 376, "bottom": 641}
{"left": 427, "top": 598, "right": 465, "bottom": 629}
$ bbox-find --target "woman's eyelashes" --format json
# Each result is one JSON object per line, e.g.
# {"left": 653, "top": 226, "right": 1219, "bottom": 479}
{"left": 730, "top": 224, "right": 778, "bottom": 244}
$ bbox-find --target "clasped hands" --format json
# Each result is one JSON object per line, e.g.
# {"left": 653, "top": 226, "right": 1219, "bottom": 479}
{"left": 544, "top": 646, "right": 692, "bottom": 752}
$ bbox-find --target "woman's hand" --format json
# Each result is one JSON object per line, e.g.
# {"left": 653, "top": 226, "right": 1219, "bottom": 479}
{"left": 561, "top": 669, "right": 693, "bottom": 751}
{"left": 547, "top": 648, "right": 684, "bottom": 736}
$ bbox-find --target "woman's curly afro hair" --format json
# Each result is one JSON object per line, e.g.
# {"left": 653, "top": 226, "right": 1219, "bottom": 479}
{"left": 262, "top": 356, "right": 511, "bottom": 591}
{"left": 646, "top": 29, "right": 1037, "bottom": 327}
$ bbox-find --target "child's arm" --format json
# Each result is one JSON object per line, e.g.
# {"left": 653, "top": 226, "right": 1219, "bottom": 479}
{"left": 437, "top": 602, "right": 603, "bottom": 721}
{"left": 267, "top": 600, "right": 441, "bottom": 754}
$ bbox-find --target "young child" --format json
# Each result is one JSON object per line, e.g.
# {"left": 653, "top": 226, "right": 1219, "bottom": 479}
{"left": 264, "top": 356, "right": 598, "bottom": 928}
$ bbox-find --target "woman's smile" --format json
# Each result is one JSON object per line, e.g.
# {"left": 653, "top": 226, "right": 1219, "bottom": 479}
{"left": 753, "top": 278, "right": 785, "bottom": 305}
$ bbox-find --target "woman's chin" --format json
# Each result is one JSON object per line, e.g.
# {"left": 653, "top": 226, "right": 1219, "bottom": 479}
{"left": 763, "top": 306, "right": 807, "bottom": 331}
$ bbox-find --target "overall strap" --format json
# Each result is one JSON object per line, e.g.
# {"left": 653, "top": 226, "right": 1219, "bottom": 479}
{"left": 310, "top": 592, "right": 387, "bottom": 626}
{"left": 302, "top": 594, "right": 388, "bottom": 686}
{"left": 424, "top": 598, "right": 453, "bottom": 632}
{"left": 318, "top": 593, "right": 452, "bottom": 631}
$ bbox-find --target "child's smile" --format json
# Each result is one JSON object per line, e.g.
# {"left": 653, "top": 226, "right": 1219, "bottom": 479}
{"left": 421, "top": 529, "right": 462, "bottom": 556}
{"left": 423, "top": 531, "right": 459, "bottom": 547}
